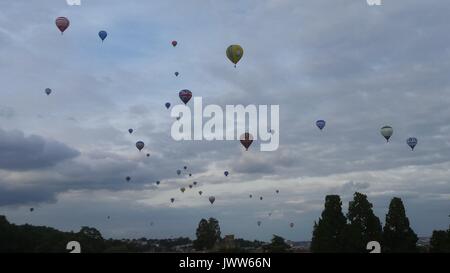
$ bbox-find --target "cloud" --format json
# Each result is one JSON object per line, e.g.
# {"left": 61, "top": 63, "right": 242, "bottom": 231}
{"left": 0, "top": 129, "right": 79, "bottom": 171}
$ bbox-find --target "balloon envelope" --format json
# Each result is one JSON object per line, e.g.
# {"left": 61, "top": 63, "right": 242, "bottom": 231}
{"left": 165, "top": 102, "right": 171, "bottom": 109}
{"left": 407, "top": 137, "right": 418, "bottom": 150}
{"left": 180, "top": 187, "right": 185, "bottom": 193}
{"left": 171, "top": 198, "right": 175, "bottom": 203}
{"left": 240, "top": 133, "right": 253, "bottom": 151}
{"left": 172, "top": 41, "right": 177, "bottom": 47}
{"left": 136, "top": 141, "right": 144, "bottom": 151}
{"left": 209, "top": 196, "right": 215, "bottom": 204}
{"left": 226, "top": 45, "right": 244, "bottom": 67}
{"left": 179, "top": 89, "right": 192, "bottom": 104}
{"left": 381, "top": 126, "right": 394, "bottom": 142}
{"left": 199, "top": 191, "right": 203, "bottom": 195}
{"left": 290, "top": 223, "right": 294, "bottom": 228}
{"left": 45, "top": 88, "right": 52, "bottom": 95}
{"left": 175, "top": 72, "right": 179, "bottom": 77}
{"left": 55, "top": 17, "right": 70, "bottom": 34}
{"left": 177, "top": 170, "right": 181, "bottom": 175}
{"left": 98, "top": 30, "right": 107, "bottom": 41}
{"left": 316, "top": 120, "right": 326, "bottom": 130}
{"left": 128, "top": 129, "right": 133, "bottom": 134}
{"left": 257, "top": 221, "right": 261, "bottom": 226}
{"left": 126, "top": 176, "right": 131, "bottom": 182}
{"left": 224, "top": 171, "right": 229, "bottom": 177}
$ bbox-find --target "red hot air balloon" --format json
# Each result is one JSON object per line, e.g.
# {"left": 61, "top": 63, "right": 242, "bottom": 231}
{"left": 172, "top": 41, "right": 178, "bottom": 47}
{"left": 240, "top": 133, "right": 253, "bottom": 151}
{"left": 179, "top": 90, "right": 192, "bottom": 104}
{"left": 55, "top": 17, "right": 70, "bottom": 34}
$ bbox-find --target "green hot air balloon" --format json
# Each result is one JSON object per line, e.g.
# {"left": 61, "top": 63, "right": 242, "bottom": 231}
{"left": 380, "top": 126, "right": 393, "bottom": 142}
{"left": 226, "top": 45, "right": 244, "bottom": 67}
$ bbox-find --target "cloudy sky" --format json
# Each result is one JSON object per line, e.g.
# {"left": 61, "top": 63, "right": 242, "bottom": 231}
{"left": 0, "top": 0, "right": 449, "bottom": 242}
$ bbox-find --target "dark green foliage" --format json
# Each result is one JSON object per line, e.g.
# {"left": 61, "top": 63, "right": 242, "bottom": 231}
{"left": 193, "top": 218, "right": 221, "bottom": 251}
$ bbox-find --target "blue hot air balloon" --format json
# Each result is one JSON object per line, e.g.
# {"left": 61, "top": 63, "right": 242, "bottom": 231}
{"left": 98, "top": 30, "right": 107, "bottom": 42}
{"left": 165, "top": 102, "right": 171, "bottom": 109}
{"left": 316, "top": 120, "right": 326, "bottom": 130}
{"left": 407, "top": 137, "right": 418, "bottom": 151}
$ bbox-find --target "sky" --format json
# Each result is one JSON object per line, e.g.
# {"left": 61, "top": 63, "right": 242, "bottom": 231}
{"left": 0, "top": 0, "right": 449, "bottom": 242}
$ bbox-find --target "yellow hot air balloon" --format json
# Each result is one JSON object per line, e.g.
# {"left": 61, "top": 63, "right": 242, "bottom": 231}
{"left": 226, "top": 45, "right": 244, "bottom": 67}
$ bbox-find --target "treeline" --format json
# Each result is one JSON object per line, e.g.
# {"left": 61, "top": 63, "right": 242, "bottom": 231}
{"left": 0, "top": 215, "right": 263, "bottom": 253}
{"left": 310, "top": 192, "right": 450, "bottom": 253}
{"left": 0, "top": 215, "right": 192, "bottom": 253}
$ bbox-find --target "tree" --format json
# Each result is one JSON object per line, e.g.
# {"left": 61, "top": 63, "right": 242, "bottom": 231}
{"left": 382, "top": 197, "right": 418, "bottom": 253}
{"left": 429, "top": 229, "right": 450, "bottom": 253}
{"left": 310, "top": 195, "right": 347, "bottom": 252}
{"left": 193, "top": 218, "right": 221, "bottom": 251}
{"left": 264, "top": 235, "right": 291, "bottom": 253}
{"left": 344, "top": 192, "right": 382, "bottom": 252}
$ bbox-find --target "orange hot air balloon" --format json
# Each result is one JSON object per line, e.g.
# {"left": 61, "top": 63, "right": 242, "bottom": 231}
{"left": 55, "top": 17, "right": 70, "bottom": 34}
{"left": 240, "top": 133, "right": 253, "bottom": 151}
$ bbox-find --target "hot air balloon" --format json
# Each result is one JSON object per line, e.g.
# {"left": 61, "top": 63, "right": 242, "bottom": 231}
{"left": 180, "top": 187, "right": 186, "bottom": 193}
{"left": 179, "top": 89, "right": 192, "bottom": 104}
{"left": 45, "top": 88, "right": 52, "bottom": 96}
{"left": 189, "top": 173, "right": 192, "bottom": 177}
{"left": 55, "top": 17, "right": 70, "bottom": 34}
{"left": 193, "top": 181, "right": 197, "bottom": 186}
{"left": 268, "top": 212, "right": 272, "bottom": 217}
{"left": 30, "top": 208, "right": 34, "bottom": 212}
{"left": 381, "top": 126, "right": 393, "bottom": 142}
{"left": 249, "top": 194, "right": 252, "bottom": 198}
{"left": 136, "top": 141, "right": 144, "bottom": 151}
{"left": 107, "top": 216, "right": 110, "bottom": 219}
{"left": 98, "top": 30, "right": 107, "bottom": 42}
{"left": 209, "top": 196, "right": 215, "bottom": 204}
{"left": 184, "top": 166, "right": 187, "bottom": 170}
{"left": 199, "top": 191, "right": 203, "bottom": 195}
{"left": 224, "top": 171, "right": 229, "bottom": 177}
{"left": 126, "top": 176, "right": 131, "bottom": 182}
{"left": 177, "top": 170, "right": 181, "bottom": 175}
{"left": 146, "top": 153, "right": 150, "bottom": 157}
{"left": 172, "top": 41, "right": 177, "bottom": 47}
{"left": 240, "top": 133, "right": 253, "bottom": 151}
{"left": 316, "top": 120, "right": 326, "bottom": 131}
{"left": 156, "top": 181, "right": 160, "bottom": 185}
{"left": 171, "top": 198, "right": 175, "bottom": 203}
{"left": 165, "top": 102, "right": 171, "bottom": 109}
{"left": 257, "top": 221, "right": 261, "bottom": 227}
{"left": 260, "top": 196, "right": 263, "bottom": 200}
{"left": 189, "top": 185, "right": 193, "bottom": 189}
{"left": 175, "top": 72, "right": 179, "bottom": 77}
{"left": 150, "top": 221, "right": 154, "bottom": 226}
{"left": 226, "top": 45, "right": 244, "bottom": 67}
{"left": 276, "top": 190, "right": 279, "bottom": 194}
{"left": 128, "top": 128, "right": 133, "bottom": 134}
{"left": 407, "top": 137, "right": 418, "bottom": 151}
{"left": 290, "top": 223, "right": 294, "bottom": 228}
